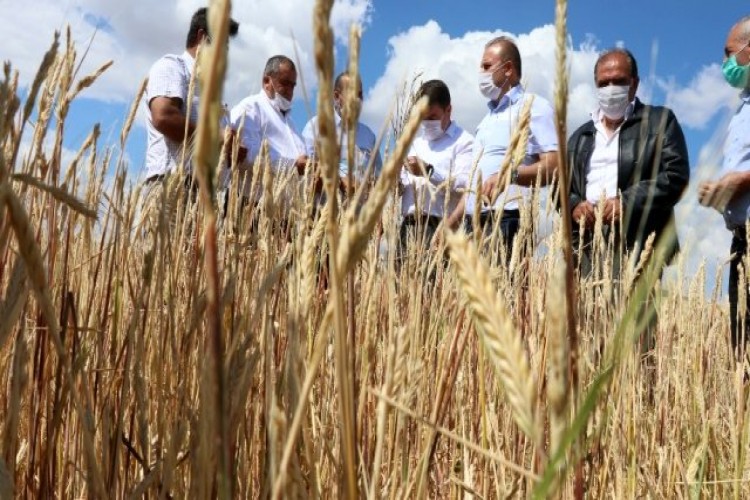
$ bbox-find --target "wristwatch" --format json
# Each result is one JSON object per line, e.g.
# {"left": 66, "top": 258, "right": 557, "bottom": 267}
{"left": 510, "top": 168, "right": 519, "bottom": 185}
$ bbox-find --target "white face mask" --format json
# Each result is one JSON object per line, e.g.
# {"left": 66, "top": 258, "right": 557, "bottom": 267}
{"left": 479, "top": 62, "right": 509, "bottom": 101}
{"left": 421, "top": 120, "right": 445, "bottom": 141}
{"left": 479, "top": 71, "right": 502, "bottom": 101}
{"left": 272, "top": 90, "right": 293, "bottom": 112}
{"left": 596, "top": 84, "right": 630, "bottom": 120}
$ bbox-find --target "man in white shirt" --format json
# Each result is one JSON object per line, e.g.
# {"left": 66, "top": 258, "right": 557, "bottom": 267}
{"left": 302, "top": 71, "right": 382, "bottom": 197}
{"left": 400, "top": 79, "right": 474, "bottom": 257}
{"left": 141, "top": 7, "right": 239, "bottom": 238}
{"left": 453, "top": 36, "right": 558, "bottom": 257}
{"left": 229, "top": 55, "right": 308, "bottom": 200}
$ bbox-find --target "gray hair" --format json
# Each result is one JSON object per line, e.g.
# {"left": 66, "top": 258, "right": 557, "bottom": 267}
{"left": 484, "top": 36, "right": 522, "bottom": 78}
{"left": 736, "top": 15, "right": 750, "bottom": 42}
{"left": 263, "top": 55, "right": 295, "bottom": 77}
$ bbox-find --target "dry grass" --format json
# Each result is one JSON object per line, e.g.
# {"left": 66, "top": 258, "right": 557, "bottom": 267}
{"left": 0, "top": 1, "right": 748, "bottom": 498}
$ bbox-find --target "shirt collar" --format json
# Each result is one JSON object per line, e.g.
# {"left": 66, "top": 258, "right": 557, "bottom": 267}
{"left": 444, "top": 121, "right": 459, "bottom": 139}
{"left": 181, "top": 51, "right": 196, "bottom": 70}
{"left": 487, "top": 84, "right": 524, "bottom": 111}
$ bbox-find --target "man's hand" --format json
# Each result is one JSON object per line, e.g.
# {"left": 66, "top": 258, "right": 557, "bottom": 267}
{"left": 601, "top": 197, "right": 622, "bottom": 225}
{"left": 445, "top": 198, "right": 466, "bottom": 231}
{"left": 480, "top": 172, "right": 506, "bottom": 204}
{"left": 699, "top": 172, "right": 750, "bottom": 211}
{"left": 572, "top": 201, "right": 596, "bottom": 230}
{"left": 224, "top": 130, "right": 248, "bottom": 166}
{"left": 404, "top": 156, "right": 428, "bottom": 176}
{"left": 295, "top": 154, "right": 310, "bottom": 175}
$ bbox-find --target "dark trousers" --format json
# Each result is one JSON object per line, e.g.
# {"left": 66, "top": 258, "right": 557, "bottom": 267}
{"left": 399, "top": 214, "right": 442, "bottom": 257}
{"left": 729, "top": 228, "right": 750, "bottom": 357}
{"left": 466, "top": 210, "right": 521, "bottom": 257}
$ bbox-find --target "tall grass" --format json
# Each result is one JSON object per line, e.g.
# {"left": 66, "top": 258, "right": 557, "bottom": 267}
{"left": 0, "top": 0, "right": 747, "bottom": 498}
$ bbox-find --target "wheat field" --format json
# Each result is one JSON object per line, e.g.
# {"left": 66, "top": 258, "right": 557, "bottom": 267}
{"left": 0, "top": 1, "right": 748, "bottom": 498}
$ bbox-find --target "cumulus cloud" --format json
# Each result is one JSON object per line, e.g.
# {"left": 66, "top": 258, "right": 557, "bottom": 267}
{"left": 1, "top": 0, "right": 372, "bottom": 106}
{"left": 3, "top": 5, "right": 743, "bottom": 293}
{"left": 360, "top": 21, "right": 603, "bottom": 138}
{"left": 662, "top": 64, "right": 739, "bottom": 129}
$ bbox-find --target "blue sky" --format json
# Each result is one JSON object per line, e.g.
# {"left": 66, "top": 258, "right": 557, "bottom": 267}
{"left": 2, "top": 0, "right": 749, "bottom": 290}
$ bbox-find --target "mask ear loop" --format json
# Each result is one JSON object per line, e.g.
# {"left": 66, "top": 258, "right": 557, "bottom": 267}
{"left": 731, "top": 40, "right": 750, "bottom": 61}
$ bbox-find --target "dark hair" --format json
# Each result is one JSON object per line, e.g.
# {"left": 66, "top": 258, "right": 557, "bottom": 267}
{"left": 264, "top": 55, "right": 296, "bottom": 77}
{"left": 333, "top": 71, "right": 364, "bottom": 94}
{"left": 594, "top": 48, "right": 639, "bottom": 79}
{"left": 185, "top": 7, "right": 240, "bottom": 48}
{"left": 417, "top": 79, "right": 451, "bottom": 108}
{"left": 485, "top": 36, "right": 522, "bottom": 78}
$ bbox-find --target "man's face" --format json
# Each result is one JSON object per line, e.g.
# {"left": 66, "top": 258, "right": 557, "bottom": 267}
{"left": 264, "top": 63, "right": 297, "bottom": 101}
{"left": 480, "top": 45, "right": 511, "bottom": 87}
{"left": 425, "top": 103, "right": 452, "bottom": 130}
{"left": 594, "top": 53, "right": 639, "bottom": 102}
{"left": 333, "top": 75, "right": 364, "bottom": 111}
{"left": 725, "top": 24, "right": 750, "bottom": 66}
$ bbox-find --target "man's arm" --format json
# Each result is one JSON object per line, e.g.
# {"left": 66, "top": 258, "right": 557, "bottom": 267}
{"left": 699, "top": 172, "right": 750, "bottom": 211}
{"left": 224, "top": 129, "right": 248, "bottom": 166}
{"left": 515, "top": 150, "right": 559, "bottom": 187}
{"left": 619, "top": 108, "right": 690, "bottom": 212}
{"left": 230, "top": 100, "right": 266, "bottom": 166}
{"left": 150, "top": 96, "right": 194, "bottom": 143}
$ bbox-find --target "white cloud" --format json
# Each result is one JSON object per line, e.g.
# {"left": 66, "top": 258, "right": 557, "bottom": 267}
{"left": 360, "top": 21, "right": 602, "bottom": 139}
{"left": 1, "top": 0, "right": 372, "bottom": 107}
{"left": 662, "top": 64, "right": 739, "bottom": 129}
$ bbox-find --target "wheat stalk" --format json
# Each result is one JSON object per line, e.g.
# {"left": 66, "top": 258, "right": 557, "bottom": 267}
{"left": 445, "top": 229, "right": 538, "bottom": 444}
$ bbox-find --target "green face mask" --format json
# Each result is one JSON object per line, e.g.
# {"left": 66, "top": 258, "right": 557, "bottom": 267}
{"left": 723, "top": 42, "right": 750, "bottom": 88}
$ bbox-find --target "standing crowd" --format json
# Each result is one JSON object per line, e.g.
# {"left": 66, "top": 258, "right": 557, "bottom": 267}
{"left": 141, "top": 9, "right": 750, "bottom": 362}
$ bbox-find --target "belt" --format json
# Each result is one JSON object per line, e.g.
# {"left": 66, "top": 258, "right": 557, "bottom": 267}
{"left": 402, "top": 214, "right": 442, "bottom": 227}
{"left": 144, "top": 174, "right": 166, "bottom": 184}
{"left": 479, "top": 209, "right": 520, "bottom": 222}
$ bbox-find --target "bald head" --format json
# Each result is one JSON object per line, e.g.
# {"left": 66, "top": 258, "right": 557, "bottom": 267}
{"left": 484, "top": 36, "right": 522, "bottom": 78}
{"left": 734, "top": 16, "right": 750, "bottom": 41}
{"left": 725, "top": 16, "right": 750, "bottom": 63}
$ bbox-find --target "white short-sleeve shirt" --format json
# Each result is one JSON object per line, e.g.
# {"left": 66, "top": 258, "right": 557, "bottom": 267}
{"left": 143, "top": 51, "right": 198, "bottom": 179}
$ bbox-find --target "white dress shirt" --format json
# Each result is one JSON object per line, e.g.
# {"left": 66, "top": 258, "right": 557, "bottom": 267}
{"left": 400, "top": 122, "right": 475, "bottom": 218}
{"left": 585, "top": 105, "right": 635, "bottom": 203}
{"left": 143, "top": 51, "right": 198, "bottom": 179}
{"left": 229, "top": 91, "right": 305, "bottom": 174}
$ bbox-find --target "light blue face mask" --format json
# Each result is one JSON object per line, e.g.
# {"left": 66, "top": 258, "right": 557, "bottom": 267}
{"left": 723, "top": 42, "right": 750, "bottom": 88}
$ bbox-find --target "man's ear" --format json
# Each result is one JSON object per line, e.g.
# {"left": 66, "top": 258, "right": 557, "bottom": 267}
{"left": 630, "top": 77, "right": 640, "bottom": 99}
